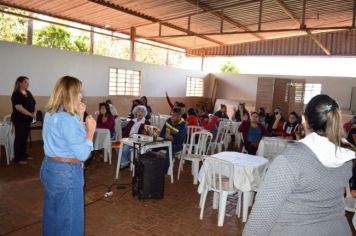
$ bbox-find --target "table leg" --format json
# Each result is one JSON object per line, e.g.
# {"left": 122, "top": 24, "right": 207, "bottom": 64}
{"left": 168, "top": 143, "right": 173, "bottom": 183}
{"left": 115, "top": 143, "right": 124, "bottom": 179}
{"left": 242, "top": 191, "right": 251, "bottom": 222}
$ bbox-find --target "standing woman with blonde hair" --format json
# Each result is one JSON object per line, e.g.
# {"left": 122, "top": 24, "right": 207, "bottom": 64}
{"left": 40, "top": 76, "right": 96, "bottom": 236}
{"left": 243, "top": 94, "right": 355, "bottom": 236}
{"left": 11, "top": 76, "right": 36, "bottom": 164}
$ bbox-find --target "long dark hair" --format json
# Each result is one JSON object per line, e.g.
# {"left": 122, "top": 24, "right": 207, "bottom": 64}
{"left": 141, "top": 96, "right": 148, "bottom": 106}
{"left": 305, "top": 94, "right": 355, "bottom": 150}
{"left": 98, "top": 102, "right": 112, "bottom": 120}
{"left": 13, "top": 76, "right": 29, "bottom": 92}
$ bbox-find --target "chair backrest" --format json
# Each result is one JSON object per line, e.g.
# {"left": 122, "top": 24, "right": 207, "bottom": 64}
{"left": 262, "top": 137, "right": 287, "bottom": 159}
{"left": 150, "top": 113, "right": 161, "bottom": 128}
{"left": 186, "top": 125, "right": 203, "bottom": 144}
{"left": 204, "top": 156, "right": 235, "bottom": 192}
{"left": 213, "top": 122, "right": 230, "bottom": 144}
{"left": 188, "top": 130, "right": 213, "bottom": 155}
{"left": 114, "top": 117, "right": 122, "bottom": 141}
{"left": 2, "top": 114, "right": 11, "bottom": 124}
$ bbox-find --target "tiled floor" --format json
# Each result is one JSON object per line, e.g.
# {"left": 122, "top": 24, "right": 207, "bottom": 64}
{"left": 0, "top": 142, "right": 355, "bottom": 236}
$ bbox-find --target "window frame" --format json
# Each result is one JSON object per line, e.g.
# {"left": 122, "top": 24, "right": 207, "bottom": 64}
{"left": 303, "top": 83, "right": 322, "bottom": 104}
{"left": 186, "top": 76, "right": 204, "bottom": 97}
{"left": 108, "top": 67, "right": 141, "bottom": 96}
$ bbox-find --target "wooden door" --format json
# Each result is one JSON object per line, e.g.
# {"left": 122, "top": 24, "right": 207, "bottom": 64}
{"left": 272, "top": 78, "right": 291, "bottom": 115}
{"left": 255, "top": 77, "right": 275, "bottom": 113}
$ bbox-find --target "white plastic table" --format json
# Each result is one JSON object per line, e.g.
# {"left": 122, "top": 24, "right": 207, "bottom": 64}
{"left": 198, "top": 151, "right": 269, "bottom": 222}
{"left": 115, "top": 138, "right": 174, "bottom": 183}
{"left": 93, "top": 128, "right": 112, "bottom": 164}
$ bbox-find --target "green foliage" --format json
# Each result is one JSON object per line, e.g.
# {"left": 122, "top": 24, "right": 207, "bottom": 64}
{"left": 136, "top": 43, "right": 167, "bottom": 66}
{"left": 74, "top": 35, "right": 90, "bottom": 53}
{"left": 94, "top": 34, "right": 130, "bottom": 60}
{"left": 34, "top": 25, "right": 90, "bottom": 53}
{"left": 220, "top": 61, "right": 239, "bottom": 73}
{"left": 0, "top": 11, "right": 27, "bottom": 44}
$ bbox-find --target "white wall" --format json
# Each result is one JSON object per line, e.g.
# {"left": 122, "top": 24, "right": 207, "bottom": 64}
{"left": 213, "top": 73, "right": 356, "bottom": 110}
{"left": 0, "top": 41, "right": 208, "bottom": 97}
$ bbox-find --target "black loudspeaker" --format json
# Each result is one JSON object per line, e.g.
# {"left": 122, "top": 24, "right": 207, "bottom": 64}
{"left": 132, "top": 151, "right": 165, "bottom": 199}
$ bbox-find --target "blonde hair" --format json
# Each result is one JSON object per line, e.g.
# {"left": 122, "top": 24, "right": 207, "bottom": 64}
{"left": 46, "top": 76, "right": 82, "bottom": 115}
{"left": 305, "top": 94, "right": 356, "bottom": 151}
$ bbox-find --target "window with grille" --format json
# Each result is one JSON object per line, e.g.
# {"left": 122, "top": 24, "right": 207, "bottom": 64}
{"left": 186, "top": 76, "right": 203, "bottom": 97}
{"left": 304, "top": 83, "right": 322, "bottom": 104}
{"left": 109, "top": 68, "right": 141, "bottom": 96}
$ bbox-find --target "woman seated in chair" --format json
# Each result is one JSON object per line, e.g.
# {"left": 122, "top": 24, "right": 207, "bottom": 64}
{"left": 282, "top": 111, "right": 300, "bottom": 140}
{"left": 116, "top": 105, "right": 150, "bottom": 168}
{"left": 238, "top": 112, "right": 268, "bottom": 155}
{"left": 96, "top": 102, "right": 115, "bottom": 140}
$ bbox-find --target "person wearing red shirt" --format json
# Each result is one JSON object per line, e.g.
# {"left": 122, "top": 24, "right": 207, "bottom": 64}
{"left": 186, "top": 108, "right": 199, "bottom": 126}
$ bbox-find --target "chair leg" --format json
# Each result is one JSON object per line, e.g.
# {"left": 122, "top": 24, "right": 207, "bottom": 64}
{"left": 236, "top": 191, "right": 242, "bottom": 218}
{"left": 199, "top": 189, "right": 209, "bottom": 220}
{"left": 242, "top": 191, "right": 251, "bottom": 222}
{"left": 115, "top": 147, "right": 123, "bottom": 179}
{"left": 177, "top": 157, "right": 183, "bottom": 180}
{"left": 213, "top": 192, "right": 219, "bottom": 209}
{"left": 249, "top": 192, "right": 255, "bottom": 207}
{"left": 218, "top": 191, "right": 228, "bottom": 227}
{"left": 193, "top": 160, "right": 200, "bottom": 185}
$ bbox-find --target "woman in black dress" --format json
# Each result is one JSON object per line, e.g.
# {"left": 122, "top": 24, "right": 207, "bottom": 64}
{"left": 11, "top": 76, "right": 36, "bottom": 164}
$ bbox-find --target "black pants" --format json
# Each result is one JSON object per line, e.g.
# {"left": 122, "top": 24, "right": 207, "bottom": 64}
{"left": 245, "top": 142, "right": 258, "bottom": 155}
{"left": 14, "top": 121, "right": 31, "bottom": 162}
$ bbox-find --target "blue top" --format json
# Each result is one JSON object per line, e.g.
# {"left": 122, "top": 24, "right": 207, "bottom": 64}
{"left": 159, "top": 117, "right": 187, "bottom": 150}
{"left": 247, "top": 127, "right": 262, "bottom": 142}
{"left": 43, "top": 111, "right": 93, "bottom": 161}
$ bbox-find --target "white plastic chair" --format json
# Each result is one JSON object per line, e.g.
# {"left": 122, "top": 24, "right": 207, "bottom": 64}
{"left": 3, "top": 114, "right": 11, "bottom": 124}
{"left": 257, "top": 137, "right": 287, "bottom": 160}
{"left": 182, "top": 126, "right": 205, "bottom": 155}
{"left": 114, "top": 117, "right": 122, "bottom": 141}
{"left": 208, "top": 122, "right": 230, "bottom": 154}
{"left": 199, "top": 156, "right": 238, "bottom": 227}
{"left": 150, "top": 113, "right": 161, "bottom": 129}
{"left": 345, "top": 184, "right": 356, "bottom": 229}
{"left": 177, "top": 130, "right": 212, "bottom": 184}
{"left": 0, "top": 122, "right": 14, "bottom": 165}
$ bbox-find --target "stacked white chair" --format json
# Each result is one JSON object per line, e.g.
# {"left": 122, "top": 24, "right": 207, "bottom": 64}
{"left": 199, "top": 156, "right": 238, "bottom": 227}
{"left": 177, "top": 130, "right": 212, "bottom": 184}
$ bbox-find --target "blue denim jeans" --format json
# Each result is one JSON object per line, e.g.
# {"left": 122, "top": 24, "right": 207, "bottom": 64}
{"left": 40, "top": 157, "right": 84, "bottom": 236}
{"left": 115, "top": 144, "right": 132, "bottom": 166}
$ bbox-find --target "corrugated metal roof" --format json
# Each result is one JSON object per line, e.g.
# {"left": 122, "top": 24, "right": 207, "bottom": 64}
{"left": 0, "top": 0, "right": 354, "bottom": 55}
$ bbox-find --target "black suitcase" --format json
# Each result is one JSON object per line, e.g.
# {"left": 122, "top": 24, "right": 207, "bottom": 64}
{"left": 132, "top": 143, "right": 165, "bottom": 200}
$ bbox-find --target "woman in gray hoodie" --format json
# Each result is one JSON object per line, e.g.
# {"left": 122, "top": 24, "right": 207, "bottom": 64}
{"left": 243, "top": 94, "right": 356, "bottom": 236}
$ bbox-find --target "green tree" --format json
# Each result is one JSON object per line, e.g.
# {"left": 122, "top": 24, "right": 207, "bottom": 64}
{"left": 94, "top": 34, "right": 130, "bottom": 60}
{"left": 0, "top": 9, "right": 27, "bottom": 44}
{"left": 74, "top": 35, "right": 90, "bottom": 53}
{"left": 34, "top": 25, "right": 75, "bottom": 50}
{"left": 220, "top": 61, "right": 239, "bottom": 73}
{"left": 136, "top": 43, "right": 167, "bottom": 66}
{"left": 34, "top": 25, "right": 90, "bottom": 53}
